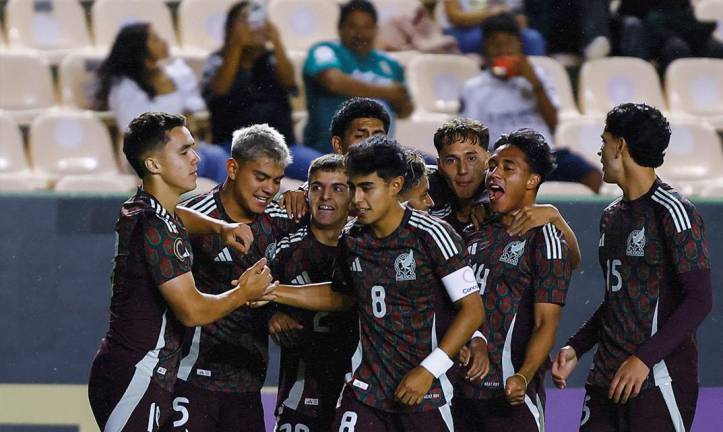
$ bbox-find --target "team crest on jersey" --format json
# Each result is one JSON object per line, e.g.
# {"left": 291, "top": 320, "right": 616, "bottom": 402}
{"left": 499, "top": 240, "right": 526, "bottom": 266}
{"left": 626, "top": 227, "right": 646, "bottom": 256}
{"left": 265, "top": 242, "right": 277, "bottom": 261}
{"left": 395, "top": 249, "right": 416, "bottom": 281}
{"left": 173, "top": 238, "right": 191, "bottom": 263}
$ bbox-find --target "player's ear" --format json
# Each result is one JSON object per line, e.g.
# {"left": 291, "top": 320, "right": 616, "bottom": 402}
{"left": 616, "top": 136, "right": 627, "bottom": 158}
{"left": 331, "top": 136, "right": 344, "bottom": 155}
{"left": 226, "top": 158, "right": 238, "bottom": 180}
{"left": 390, "top": 176, "right": 404, "bottom": 195}
{"left": 144, "top": 156, "right": 161, "bottom": 175}
{"left": 526, "top": 173, "right": 541, "bottom": 190}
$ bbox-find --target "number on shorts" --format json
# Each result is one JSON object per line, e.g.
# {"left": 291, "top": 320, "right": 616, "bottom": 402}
{"left": 313, "top": 311, "right": 330, "bottom": 333}
{"left": 278, "top": 424, "right": 309, "bottom": 432}
{"left": 580, "top": 394, "right": 591, "bottom": 426}
{"left": 147, "top": 402, "right": 160, "bottom": 431}
{"left": 371, "top": 285, "right": 386, "bottom": 318}
{"left": 339, "top": 411, "right": 358, "bottom": 432}
{"left": 172, "top": 397, "right": 190, "bottom": 427}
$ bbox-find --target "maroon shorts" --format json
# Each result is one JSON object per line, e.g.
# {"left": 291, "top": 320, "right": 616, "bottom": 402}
{"left": 451, "top": 393, "right": 545, "bottom": 432}
{"left": 161, "top": 380, "right": 265, "bottom": 432}
{"left": 88, "top": 356, "right": 172, "bottom": 431}
{"left": 579, "top": 382, "right": 698, "bottom": 432}
{"left": 332, "top": 386, "right": 453, "bottom": 432}
{"left": 275, "top": 405, "right": 335, "bottom": 432}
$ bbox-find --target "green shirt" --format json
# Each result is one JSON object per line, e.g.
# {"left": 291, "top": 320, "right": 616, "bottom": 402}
{"left": 302, "top": 41, "right": 405, "bottom": 152}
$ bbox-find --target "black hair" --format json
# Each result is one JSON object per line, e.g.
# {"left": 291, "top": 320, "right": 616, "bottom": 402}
{"left": 123, "top": 112, "right": 187, "bottom": 178}
{"left": 345, "top": 134, "right": 406, "bottom": 182}
{"left": 401, "top": 149, "right": 427, "bottom": 195}
{"left": 338, "top": 0, "right": 377, "bottom": 28}
{"left": 330, "top": 97, "right": 391, "bottom": 138}
{"left": 494, "top": 128, "right": 556, "bottom": 182}
{"left": 95, "top": 23, "right": 152, "bottom": 109}
{"left": 433, "top": 117, "right": 490, "bottom": 152}
{"left": 481, "top": 12, "right": 521, "bottom": 42}
{"left": 308, "top": 153, "right": 346, "bottom": 179}
{"left": 604, "top": 103, "right": 670, "bottom": 168}
{"left": 221, "top": 1, "right": 250, "bottom": 53}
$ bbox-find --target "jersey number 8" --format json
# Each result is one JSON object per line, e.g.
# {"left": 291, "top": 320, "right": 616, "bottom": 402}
{"left": 371, "top": 285, "right": 387, "bottom": 318}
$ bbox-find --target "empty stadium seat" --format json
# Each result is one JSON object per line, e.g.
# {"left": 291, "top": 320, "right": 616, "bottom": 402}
{"left": 178, "top": 0, "right": 236, "bottom": 53}
{"left": 658, "top": 118, "right": 723, "bottom": 183}
{"left": 554, "top": 116, "right": 605, "bottom": 168}
{"left": 538, "top": 181, "right": 595, "bottom": 197}
{"left": 371, "top": 0, "right": 420, "bottom": 23}
{"left": 699, "top": 177, "right": 723, "bottom": 198}
{"left": 58, "top": 50, "right": 106, "bottom": 110}
{"left": 665, "top": 58, "right": 723, "bottom": 129}
{"left": 54, "top": 174, "right": 137, "bottom": 193}
{"left": 394, "top": 115, "right": 450, "bottom": 156}
{"left": 29, "top": 111, "right": 119, "bottom": 180}
{"left": 0, "top": 52, "right": 57, "bottom": 124}
{"left": 407, "top": 54, "right": 479, "bottom": 115}
{"left": 0, "top": 111, "right": 50, "bottom": 189}
{"left": 578, "top": 57, "right": 667, "bottom": 114}
{"left": 268, "top": 0, "right": 339, "bottom": 54}
{"left": 387, "top": 50, "right": 419, "bottom": 68}
{"left": 529, "top": 56, "right": 579, "bottom": 120}
{"left": 5, "top": 0, "right": 92, "bottom": 64}
{"left": 696, "top": 0, "right": 723, "bottom": 40}
{"left": 91, "top": 0, "right": 178, "bottom": 50}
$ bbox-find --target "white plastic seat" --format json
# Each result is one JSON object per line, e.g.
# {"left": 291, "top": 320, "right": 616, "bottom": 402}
{"left": 371, "top": 0, "right": 420, "bottom": 22}
{"left": 698, "top": 177, "right": 723, "bottom": 198}
{"left": 394, "top": 114, "right": 450, "bottom": 156}
{"left": 407, "top": 54, "right": 479, "bottom": 114}
{"left": 578, "top": 57, "right": 667, "bottom": 114}
{"left": 538, "top": 181, "right": 595, "bottom": 197}
{"left": 657, "top": 118, "right": 723, "bottom": 183}
{"left": 0, "top": 51, "right": 57, "bottom": 124}
{"left": 29, "top": 111, "right": 119, "bottom": 181}
{"left": 91, "top": 0, "right": 179, "bottom": 51}
{"left": 665, "top": 58, "right": 723, "bottom": 129}
{"left": 268, "top": 0, "right": 339, "bottom": 53}
{"left": 54, "top": 174, "right": 137, "bottom": 193}
{"left": 554, "top": 116, "right": 606, "bottom": 168}
{"left": 178, "top": 52, "right": 208, "bottom": 82}
{"left": 58, "top": 50, "right": 106, "bottom": 110}
{"left": 529, "top": 55, "right": 579, "bottom": 120}
{"left": 178, "top": 0, "right": 236, "bottom": 53}
{"left": 0, "top": 111, "right": 50, "bottom": 188}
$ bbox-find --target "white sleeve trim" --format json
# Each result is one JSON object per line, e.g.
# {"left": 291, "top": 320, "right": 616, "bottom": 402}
{"left": 441, "top": 266, "right": 479, "bottom": 303}
{"left": 471, "top": 330, "right": 487, "bottom": 344}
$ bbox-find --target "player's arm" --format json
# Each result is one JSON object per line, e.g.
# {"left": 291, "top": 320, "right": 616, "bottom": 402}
{"left": 273, "top": 282, "right": 356, "bottom": 312}
{"left": 176, "top": 206, "right": 253, "bottom": 254}
{"left": 552, "top": 302, "right": 605, "bottom": 389}
{"left": 160, "top": 258, "right": 275, "bottom": 326}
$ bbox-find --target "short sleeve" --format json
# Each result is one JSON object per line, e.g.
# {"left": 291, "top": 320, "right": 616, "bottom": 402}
{"left": 532, "top": 224, "right": 572, "bottom": 305}
{"left": 660, "top": 200, "right": 710, "bottom": 274}
{"left": 142, "top": 213, "right": 193, "bottom": 287}
{"left": 304, "top": 44, "right": 342, "bottom": 77}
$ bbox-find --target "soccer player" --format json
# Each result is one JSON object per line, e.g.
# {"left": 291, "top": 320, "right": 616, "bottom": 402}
{"left": 399, "top": 149, "right": 435, "bottom": 212}
{"left": 453, "top": 129, "right": 573, "bottom": 431}
{"left": 266, "top": 135, "right": 484, "bottom": 431}
{"left": 551, "top": 103, "right": 712, "bottom": 431}
{"left": 88, "top": 112, "right": 275, "bottom": 432}
{"left": 166, "top": 124, "right": 301, "bottom": 431}
{"left": 269, "top": 154, "right": 357, "bottom": 431}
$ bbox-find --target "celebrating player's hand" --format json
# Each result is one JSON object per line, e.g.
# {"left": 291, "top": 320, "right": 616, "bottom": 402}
{"left": 470, "top": 203, "right": 489, "bottom": 231}
{"left": 505, "top": 374, "right": 527, "bottom": 405}
{"left": 394, "top": 366, "right": 434, "bottom": 406}
{"left": 236, "top": 258, "right": 276, "bottom": 302}
{"left": 609, "top": 355, "right": 649, "bottom": 404}
{"left": 507, "top": 204, "right": 559, "bottom": 236}
{"left": 551, "top": 345, "right": 578, "bottom": 389}
{"left": 268, "top": 312, "right": 304, "bottom": 348}
{"left": 220, "top": 222, "right": 254, "bottom": 254}
{"left": 279, "top": 190, "right": 308, "bottom": 222}
{"left": 460, "top": 338, "right": 490, "bottom": 381}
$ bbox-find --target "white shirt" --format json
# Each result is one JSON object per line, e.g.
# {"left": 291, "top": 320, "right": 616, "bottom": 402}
{"left": 109, "top": 58, "right": 206, "bottom": 131}
{"left": 460, "top": 66, "right": 559, "bottom": 150}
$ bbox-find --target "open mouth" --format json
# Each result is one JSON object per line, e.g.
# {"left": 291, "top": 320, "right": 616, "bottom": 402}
{"left": 317, "top": 204, "right": 335, "bottom": 213}
{"left": 488, "top": 184, "right": 505, "bottom": 202}
{"left": 253, "top": 195, "right": 270, "bottom": 205}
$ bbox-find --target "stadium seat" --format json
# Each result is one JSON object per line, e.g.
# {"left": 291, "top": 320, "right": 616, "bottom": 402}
{"left": 394, "top": 114, "right": 450, "bottom": 156}
{"left": 54, "top": 174, "right": 136, "bottom": 193}
{"left": 0, "top": 51, "right": 57, "bottom": 125}
{"left": 91, "top": 0, "right": 178, "bottom": 51}
{"left": 665, "top": 58, "right": 723, "bottom": 129}
{"left": 407, "top": 54, "right": 479, "bottom": 115}
{"left": 371, "top": 0, "right": 420, "bottom": 23}
{"left": 178, "top": 51, "right": 208, "bottom": 83}
{"left": 696, "top": 0, "right": 723, "bottom": 41}
{"left": 268, "top": 0, "right": 339, "bottom": 54}
{"left": 29, "top": 111, "right": 119, "bottom": 180}
{"left": 387, "top": 50, "right": 419, "bottom": 68}
{"left": 658, "top": 118, "right": 723, "bottom": 184}
{"left": 578, "top": 57, "right": 667, "bottom": 114}
{"left": 58, "top": 50, "right": 106, "bottom": 110}
{"left": 0, "top": 111, "right": 50, "bottom": 189}
{"left": 178, "top": 0, "right": 236, "bottom": 53}
{"left": 554, "top": 116, "right": 605, "bottom": 168}
{"left": 538, "top": 181, "right": 595, "bottom": 197}
{"left": 4, "top": 0, "right": 92, "bottom": 64}
{"left": 699, "top": 177, "right": 723, "bottom": 198}
{"left": 529, "top": 56, "right": 580, "bottom": 120}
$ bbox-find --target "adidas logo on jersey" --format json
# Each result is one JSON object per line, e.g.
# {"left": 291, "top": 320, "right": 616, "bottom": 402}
{"left": 499, "top": 240, "right": 526, "bottom": 266}
{"left": 394, "top": 249, "right": 416, "bottom": 281}
{"left": 213, "top": 247, "right": 232, "bottom": 262}
{"left": 291, "top": 271, "right": 311, "bottom": 285}
{"left": 626, "top": 227, "right": 646, "bottom": 257}
{"left": 350, "top": 257, "right": 362, "bottom": 272}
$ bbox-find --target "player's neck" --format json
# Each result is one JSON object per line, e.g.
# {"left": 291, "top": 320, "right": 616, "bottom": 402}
{"left": 219, "top": 185, "right": 256, "bottom": 224}
{"left": 618, "top": 167, "right": 657, "bottom": 201}
{"left": 501, "top": 194, "right": 537, "bottom": 227}
{"left": 370, "top": 201, "right": 406, "bottom": 239}
{"left": 143, "top": 178, "right": 181, "bottom": 215}
{"left": 310, "top": 221, "right": 344, "bottom": 247}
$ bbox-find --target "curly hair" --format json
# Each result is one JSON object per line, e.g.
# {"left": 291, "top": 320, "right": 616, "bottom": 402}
{"left": 604, "top": 103, "right": 670, "bottom": 168}
{"left": 494, "top": 128, "right": 556, "bottom": 182}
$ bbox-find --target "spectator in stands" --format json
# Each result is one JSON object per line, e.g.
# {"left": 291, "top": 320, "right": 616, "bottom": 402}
{"left": 460, "top": 14, "right": 602, "bottom": 192}
{"left": 96, "top": 23, "right": 228, "bottom": 183}
{"left": 303, "top": 0, "right": 413, "bottom": 153}
{"left": 442, "top": 0, "right": 545, "bottom": 55}
{"left": 377, "top": 0, "right": 460, "bottom": 54}
{"left": 202, "top": 1, "right": 317, "bottom": 181}
{"left": 615, "top": 0, "right": 723, "bottom": 71}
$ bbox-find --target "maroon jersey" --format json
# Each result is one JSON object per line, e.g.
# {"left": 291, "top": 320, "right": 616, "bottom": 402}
{"left": 92, "top": 188, "right": 193, "bottom": 392}
{"left": 333, "top": 208, "right": 479, "bottom": 413}
{"left": 568, "top": 179, "right": 711, "bottom": 391}
{"left": 458, "top": 219, "right": 571, "bottom": 400}
{"left": 176, "top": 186, "right": 299, "bottom": 392}
{"left": 270, "top": 226, "right": 357, "bottom": 419}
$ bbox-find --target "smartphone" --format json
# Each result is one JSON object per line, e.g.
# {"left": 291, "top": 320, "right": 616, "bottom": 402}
{"left": 491, "top": 55, "right": 521, "bottom": 79}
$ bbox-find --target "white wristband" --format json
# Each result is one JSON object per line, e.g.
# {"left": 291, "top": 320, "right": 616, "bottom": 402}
{"left": 420, "top": 348, "right": 454, "bottom": 379}
{"left": 471, "top": 330, "right": 487, "bottom": 344}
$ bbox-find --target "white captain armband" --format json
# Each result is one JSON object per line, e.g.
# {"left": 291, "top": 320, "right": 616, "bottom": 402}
{"left": 420, "top": 348, "right": 454, "bottom": 378}
{"left": 441, "top": 266, "right": 479, "bottom": 302}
